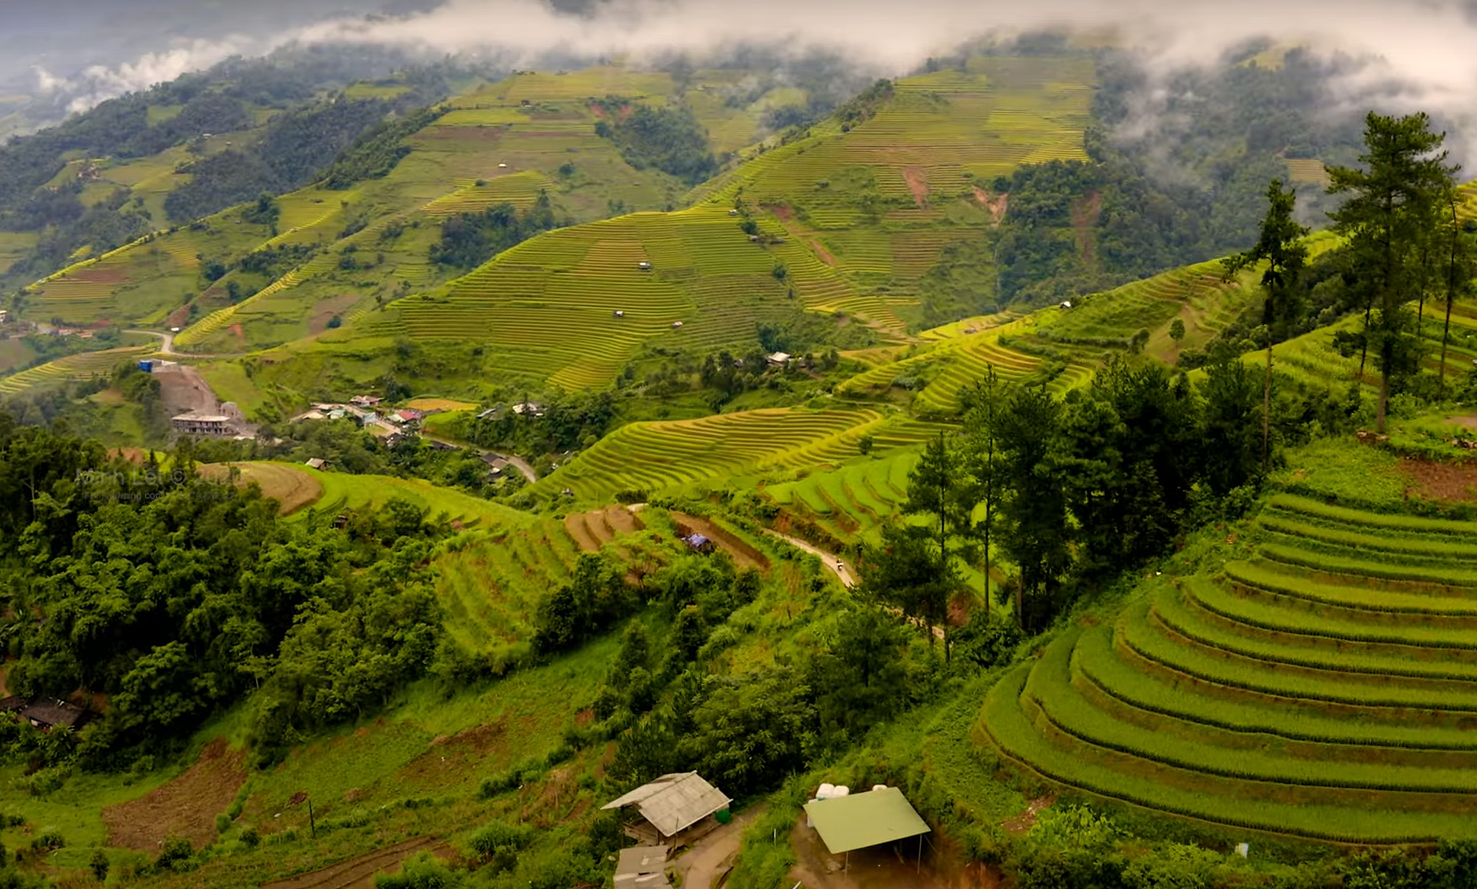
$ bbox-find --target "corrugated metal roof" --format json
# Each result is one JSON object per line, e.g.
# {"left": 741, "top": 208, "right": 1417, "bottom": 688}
{"left": 616, "top": 845, "right": 667, "bottom": 878}
{"left": 602, "top": 772, "right": 731, "bottom": 837}
{"left": 803, "top": 787, "right": 930, "bottom": 854}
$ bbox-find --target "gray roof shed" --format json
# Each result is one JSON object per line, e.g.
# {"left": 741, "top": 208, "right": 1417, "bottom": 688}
{"left": 602, "top": 772, "right": 731, "bottom": 838}
{"left": 615, "top": 845, "right": 670, "bottom": 888}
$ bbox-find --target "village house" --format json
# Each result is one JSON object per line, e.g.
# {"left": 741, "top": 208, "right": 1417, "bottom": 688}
{"left": 1, "top": 696, "right": 90, "bottom": 732}
{"left": 171, "top": 412, "right": 235, "bottom": 437}
{"left": 767, "top": 352, "right": 791, "bottom": 367}
{"left": 602, "top": 772, "right": 731, "bottom": 849}
{"left": 350, "top": 395, "right": 383, "bottom": 407}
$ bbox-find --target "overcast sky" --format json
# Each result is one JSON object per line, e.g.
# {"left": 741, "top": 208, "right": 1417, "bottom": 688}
{"left": 8, "top": 0, "right": 1477, "bottom": 164}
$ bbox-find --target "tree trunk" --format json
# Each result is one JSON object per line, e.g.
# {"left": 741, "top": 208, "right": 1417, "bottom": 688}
{"left": 1263, "top": 340, "right": 1272, "bottom": 474}
{"left": 1442, "top": 194, "right": 1460, "bottom": 396}
{"left": 1358, "top": 294, "right": 1373, "bottom": 378}
{"left": 1377, "top": 362, "right": 1391, "bottom": 434}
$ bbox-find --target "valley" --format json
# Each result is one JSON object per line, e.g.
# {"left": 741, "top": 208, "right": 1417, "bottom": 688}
{"left": 3, "top": 28, "right": 1477, "bottom": 889}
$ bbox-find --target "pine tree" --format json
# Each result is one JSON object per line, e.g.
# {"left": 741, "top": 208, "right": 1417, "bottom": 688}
{"left": 1326, "top": 113, "right": 1460, "bottom": 432}
{"left": 1222, "top": 179, "right": 1308, "bottom": 472}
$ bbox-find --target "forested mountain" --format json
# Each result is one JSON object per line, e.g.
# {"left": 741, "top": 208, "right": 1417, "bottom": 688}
{"left": 4, "top": 30, "right": 1477, "bottom": 889}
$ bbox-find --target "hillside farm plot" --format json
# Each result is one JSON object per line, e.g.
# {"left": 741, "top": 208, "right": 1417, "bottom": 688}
{"left": 838, "top": 316, "right": 1065, "bottom": 415}
{"left": 763, "top": 449, "right": 920, "bottom": 545}
{"left": 434, "top": 519, "right": 580, "bottom": 658}
{"left": 296, "top": 469, "right": 534, "bottom": 530}
{"left": 0, "top": 346, "right": 152, "bottom": 395}
{"left": 736, "top": 58, "right": 1094, "bottom": 212}
{"left": 534, "top": 408, "right": 952, "bottom": 502}
{"left": 198, "top": 463, "right": 324, "bottom": 515}
{"left": 982, "top": 490, "right": 1477, "bottom": 843}
{"left": 360, "top": 207, "right": 821, "bottom": 390}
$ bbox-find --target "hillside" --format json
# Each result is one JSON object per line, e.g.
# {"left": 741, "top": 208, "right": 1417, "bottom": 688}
{"left": 10, "top": 43, "right": 1477, "bottom": 889}
{"left": 983, "top": 438, "right": 1477, "bottom": 843}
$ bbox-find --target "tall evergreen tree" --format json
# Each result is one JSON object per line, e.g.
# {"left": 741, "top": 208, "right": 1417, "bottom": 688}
{"left": 1326, "top": 112, "right": 1460, "bottom": 432}
{"left": 961, "top": 368, "right": 1006, "bottom": 618}
{"left": 901, "top": 431, "right": 969, "bottom": 655}
{"left": 1223, "top": 178, "right": 1309, "bottom": 471}
{"left": 995, "top": 385, "right": 1071, "bottom": 630}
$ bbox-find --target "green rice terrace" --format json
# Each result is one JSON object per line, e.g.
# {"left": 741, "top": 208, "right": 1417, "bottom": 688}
{"left": 983, "top": 482, "right": 1477, "bottom": 843}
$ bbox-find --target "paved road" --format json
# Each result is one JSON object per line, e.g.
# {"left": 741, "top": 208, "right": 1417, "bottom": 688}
{"left": 421, "top": 433, "right": 538, "bottom": 484}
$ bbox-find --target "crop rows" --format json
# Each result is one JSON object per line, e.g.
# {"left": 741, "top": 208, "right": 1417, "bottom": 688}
{"left": 838, "top": 317, "right": 1044, "bottom": 406}
{"left": 981, "top": 489, "right": 1477, "bottom": 841}
{"left": 0, "top": 346, "right": 151, "bottom": 394}
{"left": 532, "top": 408, "right": 885, "bottom": 501}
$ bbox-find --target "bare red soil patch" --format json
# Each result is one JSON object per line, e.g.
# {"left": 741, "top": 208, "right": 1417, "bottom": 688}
{"left": 811, "top": 240, "right": 837, "bottom": 267}
{"left": 416, "top": 126, "right": 506, "bottom": 143}
{"left": 103, "top": 738, "right": 247, "bottom": 852}
{"left": 166, "top": 305, "right": 192, "bottom": 328}
{"left": 67, "top": 266, "right": 129, "bottom": 285}
{"left": 672, "top": 513, "right": 770, "bottom": 571}
{"left": 973, "top": 187, "right": 1008, "bottom": 226}
{"left": 309, "top": 295, "right": 359, "bottom": 335}
{"left": 261, "top": 838, "right": 452, "bottom": 889}
{"left": 1002, "top": 794, "right": 1056, "bottom": 834}
{"left": 902, "top": 166, "right": 930, "bottom": 208}
{"left": 1398, "top": 457, "right": 1477, "bottom": 503}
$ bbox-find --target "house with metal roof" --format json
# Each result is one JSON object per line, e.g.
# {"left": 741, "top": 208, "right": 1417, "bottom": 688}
{"left": 601, "top": 772, "right": 731, "bottom": 848}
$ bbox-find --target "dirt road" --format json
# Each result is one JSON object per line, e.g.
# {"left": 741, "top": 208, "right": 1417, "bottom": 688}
{"left": 420, "top": 433, "right": 538, "bottom": 484}
{"left": 762, "top": 529, "right": 858, "bottom": 588}
{"left": 674, "top": 806, "right": 767, "bottom": 889}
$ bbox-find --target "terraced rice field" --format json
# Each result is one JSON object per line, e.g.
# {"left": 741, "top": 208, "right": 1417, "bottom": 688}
{"left": 533, "top": 408, "right": 943, "bottom": 501}
{"left": 763, "top": 450, "right": 921, "bottom": 544}
{"left": 1040, "top": 258, "right": 1250, "bottom": 348}
{"left": 983, "top": 491, "right": 1477, "bottom": 842}
{"left": 367, "top": 206, "right": 836, "bottom": 388}
{"left": 434, "top": 519, "right": 580, "bottom": 658}
{"left": 0, "top": 346, "right": 152, "bottom": 394}
{"left": 838, "top": 316, "right": 1065, "bottom": 414}
{"left": 295, "top": 469, "right": 534, "bottom": 530}
{"left": 737, "top": 58, "right": 1093, "bottom": 210}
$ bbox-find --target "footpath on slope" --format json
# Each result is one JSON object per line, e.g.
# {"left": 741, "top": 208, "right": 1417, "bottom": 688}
{"left": 672, "top": 804, "right": 767, "bottom": 889}
{"left": 760, "top": 527, "right": 946, "bottom": 641}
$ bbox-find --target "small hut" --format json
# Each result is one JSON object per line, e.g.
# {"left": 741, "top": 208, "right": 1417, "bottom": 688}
{"left": 602, "top": 772, "right": 731, "bottom": 849}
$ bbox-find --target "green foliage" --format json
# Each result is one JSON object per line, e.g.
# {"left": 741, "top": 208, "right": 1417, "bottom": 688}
{"left": 1326, "top": 111, "right": 1461, "bottom": 429}
{"left": 373, "top": 853, "right": 464, "bottom": 889}
{"left": 808, "top": 607, "right": 910, "bottom": 735}
{"left": 323, "top": 105, "right": 447, "bottom": 189}
{"left": 531, "top": 554, "right": 634, "bottom": 655}
{"left": 164, "top": 98, "right": 395, "bottom": 223}
{"left": 467, "top": 821, "right": 533, "bottom": 872}
{"left": 430, "top": 192, "right": 560, "bottom": 269}
{"left": 591, "top": 98, "right": 718, "bottom": 185}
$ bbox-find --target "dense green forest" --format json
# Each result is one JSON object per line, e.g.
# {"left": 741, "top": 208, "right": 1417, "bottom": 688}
{"left": 592, "top": 98, "right": 720, "bottom": 186}
{"left": 0, "top": 419, "right": 448, "bottom": 772}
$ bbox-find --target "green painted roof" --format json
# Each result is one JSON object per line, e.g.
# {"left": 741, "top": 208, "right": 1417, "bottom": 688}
{"left": 802, "top": 787, "right": 931, "bottom": 854}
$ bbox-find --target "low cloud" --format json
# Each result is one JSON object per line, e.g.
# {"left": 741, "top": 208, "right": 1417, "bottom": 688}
{"left": 39, "top": 36, "right": 268, "bottom": 113}
{"left": 37, "top": 0, "right": 1477, "bottom": 167}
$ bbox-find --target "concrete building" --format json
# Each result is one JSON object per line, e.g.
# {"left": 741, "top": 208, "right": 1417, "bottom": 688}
{"left": 171, "top": 413, "right": 235, "bottom": 437}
